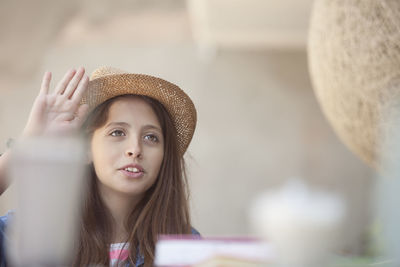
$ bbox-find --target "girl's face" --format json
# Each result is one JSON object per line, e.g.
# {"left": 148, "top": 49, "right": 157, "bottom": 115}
{"left": 90, "top": 97, "right": 164, "bottom": 201}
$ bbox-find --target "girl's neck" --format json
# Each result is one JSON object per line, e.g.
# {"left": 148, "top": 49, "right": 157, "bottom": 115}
{"left": 99, "top": 186, "right": 143, "bottom": 243}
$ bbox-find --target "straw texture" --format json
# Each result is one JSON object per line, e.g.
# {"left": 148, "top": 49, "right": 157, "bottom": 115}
{"left": 82, "top": 67, "right": 197, "bottom": 156}
{"left": 308, "top": 0, "right": 400, "bottom": 168}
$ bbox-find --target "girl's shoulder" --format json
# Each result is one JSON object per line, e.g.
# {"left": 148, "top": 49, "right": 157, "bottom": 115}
{"left": 0, "top": 210, "right": 13, "bottom": 224}
{"left": 0, "top": 210, "right": 14, "bottom": 232}
{"left": 191, "top": 227, "right": 201, "bottom": 236}
{"left": 0, "top": 211, "right": 13, "bottom": 267}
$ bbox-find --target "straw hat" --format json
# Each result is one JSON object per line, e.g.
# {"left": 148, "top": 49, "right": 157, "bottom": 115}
{"left": 82, "top": 66, "right": 197, "bottom": 156}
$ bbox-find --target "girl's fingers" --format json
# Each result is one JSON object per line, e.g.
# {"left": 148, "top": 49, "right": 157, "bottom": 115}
{"left": 71, "top": 75, "right": 89, "bottom": 103}
{"left": 39, "top": 72, "right": 52, "bottom": 95}
{"left": 54, "top": 69, "right": 76, "bottom": 95}
{"left": 63, "top": 67, "right": 85, "bottom": 98}
{"left": 73, "top": 104, "right": 89, "bottom": 127}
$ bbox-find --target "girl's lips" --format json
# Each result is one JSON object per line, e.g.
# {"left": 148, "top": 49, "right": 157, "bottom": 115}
{"left": 120, "top": 169, "right": 144, "bottom": 179}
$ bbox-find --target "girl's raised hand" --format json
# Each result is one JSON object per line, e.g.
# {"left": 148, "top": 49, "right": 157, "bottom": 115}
{"left": 22, "top": 67, "right": 90, "bottom": 137}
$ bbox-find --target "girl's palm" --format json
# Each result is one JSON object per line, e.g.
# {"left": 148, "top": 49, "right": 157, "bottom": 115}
{"left": 23, "top": 68, "right": 89, "bottom": 137}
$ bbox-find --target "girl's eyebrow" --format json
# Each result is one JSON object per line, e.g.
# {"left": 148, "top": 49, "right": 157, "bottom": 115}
{"left": 142, "top": 124, "right": 162, "bottom": 132}
{"left": 105, "top": 122, "right": 162, "bottom": 132}
{"left": 105, "top": 122, "right": 130, "bottom": 128}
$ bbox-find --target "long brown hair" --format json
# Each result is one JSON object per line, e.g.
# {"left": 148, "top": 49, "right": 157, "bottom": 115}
{"left": 74, "top": 95, "right": 192, "bottom": 266}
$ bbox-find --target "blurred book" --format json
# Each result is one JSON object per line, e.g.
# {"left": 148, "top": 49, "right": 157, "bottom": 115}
{"left": 154, "top": 236, "right": 274, "bottom": 267}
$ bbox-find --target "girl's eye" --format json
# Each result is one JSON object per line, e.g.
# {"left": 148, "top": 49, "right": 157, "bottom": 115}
{"left": 144, "top": 134, "right": 159, "bottom": 143}
{"left": 110, "top": 130, "right": 125, "bottom": 137}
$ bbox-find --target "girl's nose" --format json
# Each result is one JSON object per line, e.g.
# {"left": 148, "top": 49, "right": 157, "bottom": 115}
{"left": 126, "top": 151, "right": 141, "bottom": 158}
{"left": 125, "top": 140, "right": 142, "bottom": 159}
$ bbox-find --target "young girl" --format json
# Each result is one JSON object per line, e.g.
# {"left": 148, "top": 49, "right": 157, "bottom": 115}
{"left": 0, "top": 66, "right": 199, "bottom": 266}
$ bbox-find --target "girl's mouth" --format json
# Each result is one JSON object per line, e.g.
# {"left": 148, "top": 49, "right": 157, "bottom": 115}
{"left": 119, "top": 164, "right": 145, "bottom": 178}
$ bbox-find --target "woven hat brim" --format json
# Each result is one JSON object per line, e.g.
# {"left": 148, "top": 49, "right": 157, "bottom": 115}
{"left": 82, "top": 73, "right": 197, "bottom": 155}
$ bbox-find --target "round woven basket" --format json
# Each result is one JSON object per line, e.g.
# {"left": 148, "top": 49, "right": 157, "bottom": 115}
{"left": 308, "top": 0, "right": 400, "bottom": 168}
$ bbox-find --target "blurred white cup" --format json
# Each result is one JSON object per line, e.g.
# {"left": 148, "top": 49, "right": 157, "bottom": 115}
{"left": 249, "top": 179, "right": 346, "bottom": 267}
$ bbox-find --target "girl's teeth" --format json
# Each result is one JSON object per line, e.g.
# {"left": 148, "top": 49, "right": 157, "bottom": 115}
{"left": 125, "top": 167, "right": 139, "bottom": 173}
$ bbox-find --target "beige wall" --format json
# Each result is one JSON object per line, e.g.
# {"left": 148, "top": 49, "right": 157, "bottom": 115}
{"left": 0, "top": 0, "right": 373, "bottom": 254}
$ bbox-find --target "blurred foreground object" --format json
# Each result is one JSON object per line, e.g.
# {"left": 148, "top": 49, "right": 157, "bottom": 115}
{"left": 154, "top": 236, "right": 274, "bottom": 266}
{"left": 249, "top": 179, "right": 345, "bottom": 267}
{"left": 308, "top": 0, "right": 400, "bottom": 168}
{"left": 376, "top": 112, "right": 400, "bottom": 265}
{"left": 6, "top": 136, "right": 87, "bottom": 266}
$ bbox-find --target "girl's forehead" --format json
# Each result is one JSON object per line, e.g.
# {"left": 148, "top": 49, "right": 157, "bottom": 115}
{"left": 106, "top": 96, "right": 160, "bottom": 125}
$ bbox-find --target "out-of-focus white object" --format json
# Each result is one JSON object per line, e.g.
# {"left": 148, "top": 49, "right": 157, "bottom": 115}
{"left": 6, "top": 136, "right": 87, "bottom": 266}
{"left": 249, "top": 179, "right": 346, "bottom": 267}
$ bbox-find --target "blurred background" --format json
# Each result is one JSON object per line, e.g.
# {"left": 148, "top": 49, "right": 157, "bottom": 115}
{"left": 0, "top": 0, "right": 373, "bottom": 256}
